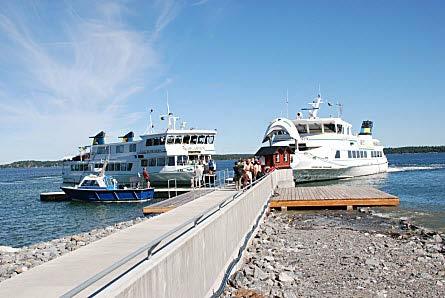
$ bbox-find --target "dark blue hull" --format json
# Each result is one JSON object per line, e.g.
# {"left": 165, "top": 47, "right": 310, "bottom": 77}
{"left": 61, "top": 187, "right": 154, "bottom": 203}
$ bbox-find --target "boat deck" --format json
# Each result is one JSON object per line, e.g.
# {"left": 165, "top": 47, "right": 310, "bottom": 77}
{"left": 143, "top": 188, "right": 216, "bottom": 214}
{"left": 270, "top": 185, "right": 399, "bottom": 210}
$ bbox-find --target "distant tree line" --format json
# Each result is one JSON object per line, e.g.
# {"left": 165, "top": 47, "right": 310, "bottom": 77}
{"left": 2, "top": 147, "right": 445, "bottom": 168}
{"left": 384, "top": 146, "right": 445, "bottom": 154}
{"left": 212, "top": 154, "right": 253, "bottom": 161}
{"left": 0, "top": 160, "right": 63, "bottom": 169}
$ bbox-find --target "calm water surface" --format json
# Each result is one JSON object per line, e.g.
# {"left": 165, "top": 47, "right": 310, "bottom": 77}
{"left": 0, "top": 156, "right": 444, "bottom": 247}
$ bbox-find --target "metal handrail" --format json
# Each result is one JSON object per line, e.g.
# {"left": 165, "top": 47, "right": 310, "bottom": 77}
{"left": 62, "top": 172, "right": 272, "bottom": 297}
{"left": 167, "top": 178, "right": 177, "bottom": 198}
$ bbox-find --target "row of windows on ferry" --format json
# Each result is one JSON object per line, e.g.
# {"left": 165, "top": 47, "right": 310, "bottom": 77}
{"left": 96, "top": 144, "right": 137, "bottom": 154}
{"left": 140, "top": 155, "right": 207, "bottom": 167}
{"left": 296, "top": 123, "right": 351, "bottom": 135}
{"left": 334, "top": 150, "right": 384, "bottom": 159}
{"left": 71, "top": 163, "right": 133, "bottom": 172}
{"left": 145, "top": 135, "right": 214, "bottom": 146}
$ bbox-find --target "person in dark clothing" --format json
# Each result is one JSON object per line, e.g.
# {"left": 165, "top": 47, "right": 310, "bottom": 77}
{"left": 233, "top": 161, "right": 241, "bottom": 190}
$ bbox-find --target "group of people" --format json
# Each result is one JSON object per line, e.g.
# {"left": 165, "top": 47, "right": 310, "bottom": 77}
{"left": 233, "top": 158, "right": 266, "bottom": 190}
{"left": 192, "top": 159, "right": 216, "bottom": 188}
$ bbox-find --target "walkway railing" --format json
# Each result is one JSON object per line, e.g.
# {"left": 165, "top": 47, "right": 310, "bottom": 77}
{"left": 61, "top": 171, "right": 274, "bottom": 298}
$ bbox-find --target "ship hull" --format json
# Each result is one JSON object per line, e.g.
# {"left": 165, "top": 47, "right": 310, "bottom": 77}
{"left": 294, "top": 162, "right": 388, "bottom": 183}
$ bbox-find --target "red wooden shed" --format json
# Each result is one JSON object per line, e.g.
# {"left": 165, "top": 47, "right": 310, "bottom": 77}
{"left": 255, "top": 146, "right": 292, "bottom": 169}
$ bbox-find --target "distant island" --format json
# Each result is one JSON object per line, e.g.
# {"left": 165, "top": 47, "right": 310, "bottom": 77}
{"left": 383, "top": 146, "right": 445, "bottom": 154}
{"left": 1, "top": 147, "right": 444, "bottom": 168}
{"left": 0, "top": 160, "right": 63, "bottom": 169}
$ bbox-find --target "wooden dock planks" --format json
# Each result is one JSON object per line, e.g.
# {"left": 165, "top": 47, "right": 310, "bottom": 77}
{"left": 143, "top": 189, "right": 215, "bottom": 215}
{"left": 270, "top": 185, "right": 399, "bottom": 210}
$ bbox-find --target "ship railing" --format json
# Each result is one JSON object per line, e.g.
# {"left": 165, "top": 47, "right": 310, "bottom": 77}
{"left": 167, "top": 179, "right": 178, "bottom": 199}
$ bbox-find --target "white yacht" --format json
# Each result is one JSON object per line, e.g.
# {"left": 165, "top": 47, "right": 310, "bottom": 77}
{"left": 261, "top": 94, "right": 388, "bottom": 182}
{"left": 62, "top": 106, "right": 217, "bottom": 187}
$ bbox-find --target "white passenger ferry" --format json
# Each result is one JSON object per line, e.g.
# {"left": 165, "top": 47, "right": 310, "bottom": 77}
{"left": 261, "top": 94, "right": 388, "bottom": 182}
{"left": 62, "top": 106, "right": 216, "bottom": 187}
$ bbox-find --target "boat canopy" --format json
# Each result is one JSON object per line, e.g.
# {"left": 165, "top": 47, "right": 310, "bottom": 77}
{"left": 262, "top": 118, "right": 301, "bottom": 143}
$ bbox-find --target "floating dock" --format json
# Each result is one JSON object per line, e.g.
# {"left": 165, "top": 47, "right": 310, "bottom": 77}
{"left": 40, "top": 191, "right": 70, "bottom": 201}
{"left": 270, "top": 185, "right": 399, "bottom": 210}
{"left": 143, "top": 188, "right": 216, "bottom": 214}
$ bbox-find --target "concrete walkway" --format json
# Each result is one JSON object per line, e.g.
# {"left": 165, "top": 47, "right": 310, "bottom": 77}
{"left": 0, "top": 189, "right": 238, "bottom": 298}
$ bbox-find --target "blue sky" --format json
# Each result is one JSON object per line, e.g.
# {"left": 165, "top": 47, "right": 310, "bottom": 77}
{"left": 0, "top": 0, "right": 444, "bottom": 163}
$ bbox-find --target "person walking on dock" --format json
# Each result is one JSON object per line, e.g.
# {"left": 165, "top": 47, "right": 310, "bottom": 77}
{"left": 142, "top": 167, "right": 150, "bottom": 188}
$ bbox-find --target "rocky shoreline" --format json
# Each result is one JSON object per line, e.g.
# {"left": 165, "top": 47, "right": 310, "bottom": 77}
{"left": 223, "top": 209, "right": 445, "bottom": 297}
{"left": 0, "top": 217, "right": 146, "bottom": 283}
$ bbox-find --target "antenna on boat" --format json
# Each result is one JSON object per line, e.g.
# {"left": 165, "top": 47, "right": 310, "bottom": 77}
{"left": 285, "top": 89, "right": 289, "bottom": 118}
{"left": 160, "top": 91, "right": 180, "bottom": 130}
{"left": 148, "top": 109, "right": 154, "bottom": 134}
{"left": 328, "top": 101, "right": 343, "bottom": 118}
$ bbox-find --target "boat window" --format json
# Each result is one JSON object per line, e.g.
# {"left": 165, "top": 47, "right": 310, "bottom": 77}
{"left": 352, "top": 151, "right": 357, "bottom": 158}
{"left": 81, "top": 180, "right": 99, "bottom": 187}
{"left": 153, "top": 138, "right": 160, "bottom": 146}
{"left": 364, "top": 151, "right": 368, "bottom": 158}
{"left": 116, "top": 145, "right": 124, "bottom": 153}
{"left": 177, "top": 155, "right": 188, "bottom": 166}
{"left": 149, "top": 158, "right": 156, "bottom": 167}
{"left": 356, "top": 151, "right": 360, "bottom": 158}
{"left": 127, "top": 163, "right": 133, "bottom": 171}
{"left": 97, "top": 146, "right": 109, "bottom": 154}
{"left": 145, "top": 139, "right": 153, "bottom": 146}
{"left": 157, "top": 157, "right": 165, "bottom": 167}
{"left": 159, "top": 136, "right": 166, "bottom": 145}
{"left": 121, "top": 163, "right": 127, "bottom": 171}
{"left": 335, "top": 151, "right": 340, "bottom": 159}
{"left": 296, "top": 124, "right": 307, "bottom": 134}
{"left": 168, "top": 156, "right": 175, "bottom": 166}
{"left": 183, "top": 135, "right": 190, "bottom": 144}
{"left": 275, "top": 154, "right": 280, "bottom": 163}
{"left": 198, "top": 135, "right": 206, "bottom": 144}
{"left": 207, "top": 136, "right": 214, "bottom": 144}
{"left": 167, "top": 136, "right": 175, "bottom": 144}
{"left": 115, "top": 163, "right": 121, "bottom": 171}
{"left": 107, "top": 163, "right": 115, "bottom": 171}
{"left": 336, "top": 124, "right": 343, "bottom": 134}
{"left": 141, "top": 159, "right": 148, "bottom": 167}
{"left": 190, "top": 135, "right": 198, "bottom": 144}
{"left": 323, "top": 124, "right": 336, "bottom": 133}
{"left": 348, "top": 151, "right": 352, "bottom": 158}
{"left": 284, "top": 153, "right": 288, "bottom": 162}
{"left": 175, "top": 136, "right": 182, "bottom": 144}
{"left": 129, "top": 144, "right": 136, "bottom": 152}
{"left": 308, "top": 123, "right": 323, "bottom": 134}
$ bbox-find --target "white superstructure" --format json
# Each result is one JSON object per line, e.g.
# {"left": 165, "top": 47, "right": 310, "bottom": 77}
{"left": 262, "top": 94, "right": 388, "bottom": 182}
{"left": 62, "top": 106, "right": 217, "bottom": 187}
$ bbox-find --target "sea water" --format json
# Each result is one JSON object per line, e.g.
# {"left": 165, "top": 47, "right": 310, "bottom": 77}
{"left": 0, "top": 155, "right": 444, "bottom": 248}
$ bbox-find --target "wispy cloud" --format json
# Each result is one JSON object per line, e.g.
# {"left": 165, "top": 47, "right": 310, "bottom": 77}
{"left": 153, "top": 0, "right": 182, "bottom": 39}
{"left": 191, "top": 0, "right": 210, "bottom": 6}
{"left": 0, "top": 0, "right": 182, "bottom": 162}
